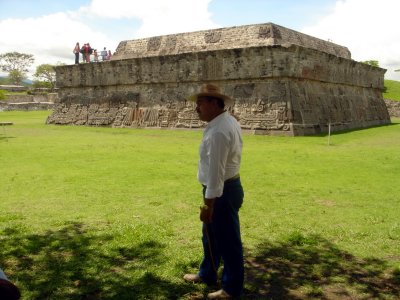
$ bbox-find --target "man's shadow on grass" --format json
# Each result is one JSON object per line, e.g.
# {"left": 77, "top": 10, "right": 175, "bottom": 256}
{"left": 244, "top": 232, "right": 400, "bottom": 299}
{"left": 1, "top": 224, "right": 399, "bottom": 299}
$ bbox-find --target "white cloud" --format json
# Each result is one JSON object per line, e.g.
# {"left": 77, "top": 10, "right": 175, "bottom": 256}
{"left": 0, "top": 12, "right": 116, "bottom": 76}
{"left": 81, "top": 0, "right": 217, "bottom": 37}
{"left": 301, "top": 0, "right": 400, "bottom": 80}
{"left": 0, "top": 0, "right": 216, "bottom": 78}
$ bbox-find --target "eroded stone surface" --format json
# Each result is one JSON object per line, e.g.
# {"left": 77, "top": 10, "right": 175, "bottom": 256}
{"left": 112, "top": 23, "right": 351, "bottom": 60}
{"left": 47, "top": 23, "right": 390, "bottom": 135}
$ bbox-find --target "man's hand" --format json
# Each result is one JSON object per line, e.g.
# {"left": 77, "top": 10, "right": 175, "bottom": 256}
{"left": 200, "top": 205, "right": 213, "bottom": 224}
{"left": 200, "top": 198, "right": 216, "bottom": 224}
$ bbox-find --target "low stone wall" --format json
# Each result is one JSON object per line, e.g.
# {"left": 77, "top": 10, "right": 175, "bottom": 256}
{"left": 0, "top": 94, "right": 57, "bottom": 111}
{"left": 4, "top": 93, "right": 59, "bottom": 103}
{"left": 384, "top": 99, "right": 400, "bottom": 118}
{"left": 0, "top": 85, "right": 27, "bottom": 92}
{"left": 0, "top": 102, "right": 54, "bottom": 111}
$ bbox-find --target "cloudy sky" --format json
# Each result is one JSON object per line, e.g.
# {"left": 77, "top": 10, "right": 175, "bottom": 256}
{"left": 0, "top": 0, "right": 399, "bottom": 80}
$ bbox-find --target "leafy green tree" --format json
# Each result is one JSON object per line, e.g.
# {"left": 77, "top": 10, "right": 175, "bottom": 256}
{"left": 8, "top": 69, "right": 25, "bottom": 86}
{"left": 34, "top": 64, "right": 56, "bottom": 90}
{"left": 0, "top": 52, "right": 34, "bottom": 85}
{"left": 32, "top": 80, "right": 52, "bottom": 90}
{"left": 362, "top": 60, "right": 379, "bottom": 67}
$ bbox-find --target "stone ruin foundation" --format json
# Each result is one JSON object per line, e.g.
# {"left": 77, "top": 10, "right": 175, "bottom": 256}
{"left": 47, "top": 23, "right": 390, "bottom": 135}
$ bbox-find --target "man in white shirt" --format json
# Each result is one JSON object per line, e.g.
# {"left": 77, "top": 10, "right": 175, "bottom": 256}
{"left": 183, "top": 84, "right": 244, "bottom": 299}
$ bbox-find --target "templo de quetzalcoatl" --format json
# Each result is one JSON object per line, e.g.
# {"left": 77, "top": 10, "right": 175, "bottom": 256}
{"left": 47, "top": 22, "right": 390, "bottom": 135}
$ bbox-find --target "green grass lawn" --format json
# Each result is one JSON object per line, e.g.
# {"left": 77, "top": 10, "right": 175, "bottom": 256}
{"left": 384, "top": 79, "right": 400, "bottom": 101}
{"left": 1, "top": 111, "right": 399, "bottom": 299}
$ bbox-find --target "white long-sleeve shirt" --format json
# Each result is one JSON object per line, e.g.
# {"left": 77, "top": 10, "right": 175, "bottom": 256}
{"left": 198, "top": 111, "right": 243, "bottom": 199}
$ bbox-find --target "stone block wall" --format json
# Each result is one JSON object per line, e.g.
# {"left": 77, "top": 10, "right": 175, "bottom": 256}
{"left": 0, "top": 93, "right": 57, "bottom": 111}
{"left": 5, "top": 93, "right": 58, "bottom": 103}
{"left": 113, "top": 23, "right": 351, "bottom": 61}
{"left": 384, "top": 99, "right": 400, "bottom": 118}
{"left": 0, "top": 102, "right": 54, "bottom": 111}
{"left": 48, "top": 44, "right": 390, "bottom": 135}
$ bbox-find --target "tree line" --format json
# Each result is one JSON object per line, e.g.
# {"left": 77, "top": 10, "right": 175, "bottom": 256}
{"left": 0, "top": 51, "right": 61, "bottom": 90}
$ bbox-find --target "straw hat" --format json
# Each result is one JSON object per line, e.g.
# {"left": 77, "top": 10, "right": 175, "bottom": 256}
{"left": 188, "top": 84, "right": 233, "bottom": 108}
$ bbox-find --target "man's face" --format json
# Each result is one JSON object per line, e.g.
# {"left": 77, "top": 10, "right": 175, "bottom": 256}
{"left": 196, "top": 96, "right": 216, "bottom": 122}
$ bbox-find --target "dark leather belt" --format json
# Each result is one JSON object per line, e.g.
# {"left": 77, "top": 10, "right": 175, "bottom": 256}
{"left": 225, "top": 174, "right": 240, "bottom": 183}
{"left": 202, "top": 174, "right": 240, "bottom": 188}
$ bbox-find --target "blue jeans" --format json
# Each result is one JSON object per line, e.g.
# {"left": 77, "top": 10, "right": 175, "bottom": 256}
{"left": 199, "top": 178, "right": 244, "bottom": 296}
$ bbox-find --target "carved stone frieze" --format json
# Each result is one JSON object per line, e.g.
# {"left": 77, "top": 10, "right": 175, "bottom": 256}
{"left": 48, "top": 98, "right": 295, "bottom": 132}
{"left": 204, "top": 30, "right": 222, "bottom": 44}
{"left": 165, "top": 36, "right": 177, "bottom": 51}
{"left": 235, "top": 100, "right": 291, "bottom": 131}
{"left": 147, "top": 37, "right": 162, "bottom": 51}
{"left": 258, "top": 25, "right": 282, "bottom": 39}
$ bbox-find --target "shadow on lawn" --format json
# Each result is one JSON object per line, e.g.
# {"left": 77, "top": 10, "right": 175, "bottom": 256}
{"left": 1, "top": 224, "right": 399, "bottom": 299}
{"left": 244, "top": 232, "right": 400, "bottom": 299}
{"left": 0, "top": 135, "right": 15, "bottom": 141}
{"left": 0, "top": 222, "right": 190, "bottom": 299}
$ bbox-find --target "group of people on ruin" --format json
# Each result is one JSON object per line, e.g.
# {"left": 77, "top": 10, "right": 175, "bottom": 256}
{"left": 73, "top": 43, "right": 112, "bottom": 64}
